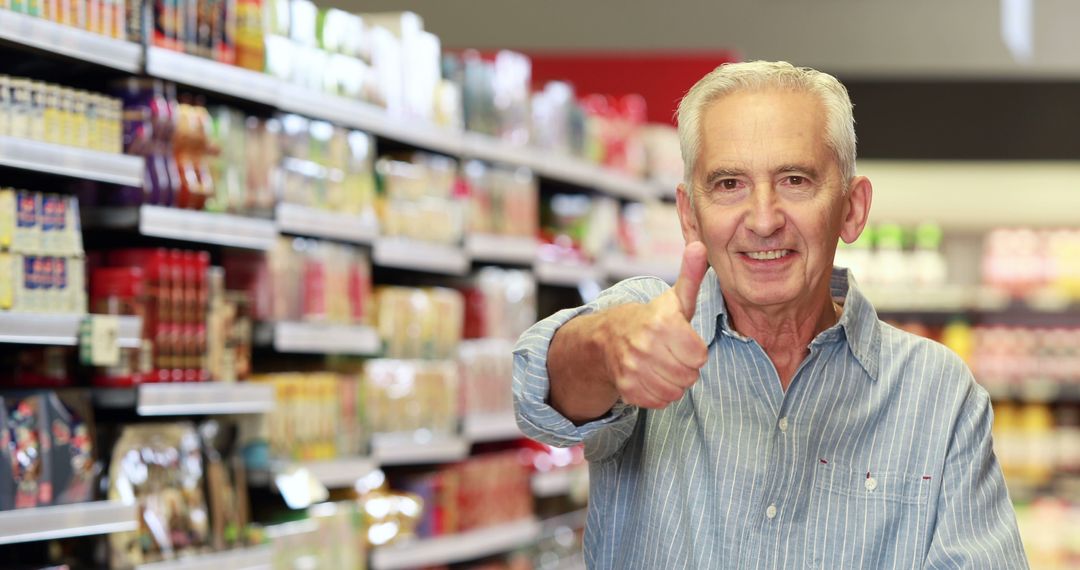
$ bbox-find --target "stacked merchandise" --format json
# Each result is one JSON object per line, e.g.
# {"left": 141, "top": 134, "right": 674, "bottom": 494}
{"left": 463, "top": 161, "right": 538, "bottom": 242}
{"left": 834, "top": 222, "right": 949, "bottom": 292}
{"left": 376, "top": 152, "right": 464, "bottom": 245}
{"left": 278, "top": 114, "right": 378, "bottom": 220}
{"left": 394, "top": 450, "right": 532, "bottom": 539}
{"left": 266, "top": 502, "right": 366, "bottom": 569}
{"left": 538, "top": 193, "right": 618, "bottom": 265}
{"left": 0, "top": 189, "right": 86, "bottom": 314}
{"left": 0, "top": 76, "right": 124, "bottom": 153}
{"left": 0, "top": 0, "right": 126, "bottom": 38}
{"left": 248, "top": 372, "right": 364, "bottom": 461}
{"left": 224, "top": 237, "right": 373, "bottom": 326}
{"left": 983, "top": 228, "right": 1080, "bottom": 302}
{"left": 107, "top": 418, "right": 259, "bottom": 566}
{"left": 616, "top": 200, "right": 683, "bottom": 268}
{"left": 0, "top": 391, "right": 96, "bottom": 510}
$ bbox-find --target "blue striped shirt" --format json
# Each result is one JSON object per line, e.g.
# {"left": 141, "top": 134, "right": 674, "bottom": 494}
{"left": 513, "top": 267, "right": 1028, "bottom": 569}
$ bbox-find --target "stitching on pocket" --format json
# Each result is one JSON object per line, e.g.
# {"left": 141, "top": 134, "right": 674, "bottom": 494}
{"left": 814, "top": 459, "right": 930, "bottom": 506}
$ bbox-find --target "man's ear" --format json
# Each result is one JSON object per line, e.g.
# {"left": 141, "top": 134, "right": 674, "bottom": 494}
{"left": 676, "top": 183, "right": 702, "bottom": 244}
{"left": 840, "top": 176, "right": 872, "bottom": 244}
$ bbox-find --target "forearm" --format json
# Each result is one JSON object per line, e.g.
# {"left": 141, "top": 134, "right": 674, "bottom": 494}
{"left": 546, "top": 308, "right": 625, "bottom": 424}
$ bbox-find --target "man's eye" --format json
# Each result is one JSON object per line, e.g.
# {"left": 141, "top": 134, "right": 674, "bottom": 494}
{"left": 717, "top": 179, "right": 739, "bottom": 190}
{"left": 786, "top": 176, "right": 806, "bottom": 186}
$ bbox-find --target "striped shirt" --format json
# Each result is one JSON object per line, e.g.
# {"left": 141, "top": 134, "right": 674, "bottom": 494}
{"left": 513, "top": 267, "right": 1028, "bottom": 569}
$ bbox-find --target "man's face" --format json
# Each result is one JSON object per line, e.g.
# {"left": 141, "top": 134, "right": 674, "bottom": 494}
{"left": 677, "top": 88, "right": 869, "bottom": 312}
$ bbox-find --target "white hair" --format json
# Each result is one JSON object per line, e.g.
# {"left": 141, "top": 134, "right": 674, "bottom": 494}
{"left": 676, "top": 61, "right": 857, "bottom": 203}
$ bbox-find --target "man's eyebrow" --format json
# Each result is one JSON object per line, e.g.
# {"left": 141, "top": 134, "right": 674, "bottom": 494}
{"left": 776, "top": 164, "right": 820, "bottom": 178}
{"left": 702, "top": 168, "right": 745, "bottom": 185}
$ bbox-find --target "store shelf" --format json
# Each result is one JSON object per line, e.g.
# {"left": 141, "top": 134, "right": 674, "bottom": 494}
{"left": 371, "top": 434, "right": 470, "bottom": 466}
{"left": 0, "top": 312, "right": 141, "bottom": 347}
{"left": 370, "top": 517, "right": 542, "bottom": 570}
{"left": 0, "top": 10, "right": 142, "bottom": 72}
{"left": 0, "top": 136, "right": 144, "bottom": 186}
{"left": 460, "top": 133, "right": 542, "bottom": 170}
{"left": 462, "top": 411, "right": 523, "bottom": 443}
{"left": 136, "top": 545, "right": 273, "bottom": 570}
{"left": 372, "top": 237, "right": 470, "bottom": 275}
{"left": 145, "top": 47, "right": 280, "bottom": 107}
{"left": 258, "top": 321, "right": 381, "bottom": 355}
{"left": 984, "top": 383, "right": 1080, "bottom": 404}
{"left": 274, "top": 203, "right": 379, "bottom": 244}
{"left": 531, "top": 467, "right": 588, "bottom": 498}
{"left": 602, "top": 254, "right": 679, "bottom": 284}
{"left": 92, "top": 382, "right": 276, "bottom": 416}
{"left": 87, "top": 205, "right": 278, "bottom": 250}
{"left": 264, "top": 456, "right": 380, "bottom": 490}
{"left": 0, "top": 500, "right": 136, "bottom": 545}
{"left": 465, "top": 234, "right": 539, "bottom": 265}
{"left": 534, "top": 260, "right": 603, "bottom": 287}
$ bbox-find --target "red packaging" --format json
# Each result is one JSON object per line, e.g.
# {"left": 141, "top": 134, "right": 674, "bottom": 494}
{"left": 91, "top": 266, "right": 151, "bottom": 387}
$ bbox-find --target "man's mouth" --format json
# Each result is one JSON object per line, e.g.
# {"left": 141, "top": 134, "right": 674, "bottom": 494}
{"left": 743, "top": 249, "right": 792, "bottom": 261}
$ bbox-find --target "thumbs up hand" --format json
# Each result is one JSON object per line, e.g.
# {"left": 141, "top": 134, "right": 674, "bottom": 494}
{"left": 604, "top": 241, "right": 710, "bottom": 409}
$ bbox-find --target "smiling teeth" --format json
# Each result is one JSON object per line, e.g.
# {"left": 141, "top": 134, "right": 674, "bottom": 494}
{"left": 746, "top": 250, "right": 790, "bottom": 260}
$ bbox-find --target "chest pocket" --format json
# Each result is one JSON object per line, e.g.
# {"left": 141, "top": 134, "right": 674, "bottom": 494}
{"left": 808, "top": 459, "right": 933, "bottom": 569}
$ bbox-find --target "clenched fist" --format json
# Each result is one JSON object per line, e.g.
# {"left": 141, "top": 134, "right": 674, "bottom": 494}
{"left": 604, "top": 241, "right": 710, "bottom": 409}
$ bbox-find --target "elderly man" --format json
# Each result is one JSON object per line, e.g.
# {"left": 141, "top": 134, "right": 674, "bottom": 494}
{"left": 513, "top": 61, "right": 1028, "bottom": 569}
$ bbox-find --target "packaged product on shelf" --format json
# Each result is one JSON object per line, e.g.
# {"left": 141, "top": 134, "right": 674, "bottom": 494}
{"left": 539, "top": 193, "right": 618, "bottom": 264}
{"left": 617, "top": 200, "right": 683, "bottom": 264}
{"left": 277, "top": 114, "right": 377, "bottom": 217}
{"left": 234, "top": 0, "right": 265, "bottom": 70}
{"left": 3, "top": 393, "right": 50, "bottom": 508}
{"left": 43, "top": 390, "right": 95, "bottom": 505}
{"left": 108, "top": 422, "right": 210, "bottom": 567}
{"left": 377, "top": 152, "right": 465, "bottom": 244}
{"left": 374, "top": 286, "right": 463, "bottom": 359}
{"left": 250, "top": 372, "right": 364, "bottom": 461}
{"left": 364, "top": 359, "right": 459, "bottom": 440}
{"left": 458, "top": 338, "right": 514, "bottom": 417}
{"left": 0, "top": 77, "right": 121, "bottom": 151}
{"left": 205, "top": 267, "right": 253, "bottom": 382}
{"left": 463, "top": 160, "right": 539, "bottom": 239}
{"left": 642, "top": 123, "right": 682, "bottom": 185}
{"left": 0, "top": 397, "right": 11, "bottom": 511}
{"left": 463, "top": 267, "right": 536, "bottom": 341}
{"left": 199, "top": 418, "right": 252, "bottom": 551}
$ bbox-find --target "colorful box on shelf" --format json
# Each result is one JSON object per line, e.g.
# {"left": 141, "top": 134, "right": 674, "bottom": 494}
{"left": 0, "top": 10, "right": 141, "bottom": 72}
{"left": 372, "top": 237, "right": 470, "bottom": 275}
{"left": 0, "top": 500, "right": 137, "bottom": 545}
{"left": 0, "top": 136, "right": 143, "bottom": 186}
{"left": 274, "top": 203, "right": 379, "bottom": 244}
{"left": 370, "top": 517, "right": 542, "bottom": 570}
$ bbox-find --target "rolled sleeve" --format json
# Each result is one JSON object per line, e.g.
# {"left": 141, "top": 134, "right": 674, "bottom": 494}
{"left": 512, "top": 277, "right": 667, "bottom": 458}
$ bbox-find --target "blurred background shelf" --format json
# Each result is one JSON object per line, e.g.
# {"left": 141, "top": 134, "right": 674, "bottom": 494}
{"left": 0, "top": 10, "right": 141, "bottom": 71}
{"left": 0, "top": 501, "right": 136, "bottom": 545}
{"left": 0, "top": 313, "right": 141, "bottom": 347}
{"left": 135, "top": 545, "right": 274, "bottom": 570}
{"left": 255, "top": 321, "right": 381, "bottom": 355}
{"left": 274, "top": 203, "right": 379, "bottom": 244}
{"left": 372, "top": 237, "right": 470, "bottom": 275}
{"left": 0, "top": 136, "right": 143, "bottom": 185}
{"left": 370, "top": 517, "right": 542, "bottom": 570}
{"left": 94, "top": 382, "right": 276, "bottom": 416}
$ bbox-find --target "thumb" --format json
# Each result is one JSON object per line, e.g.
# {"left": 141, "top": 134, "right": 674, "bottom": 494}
{"left": 672, "top": 241, "right": 708, "bottom": 320}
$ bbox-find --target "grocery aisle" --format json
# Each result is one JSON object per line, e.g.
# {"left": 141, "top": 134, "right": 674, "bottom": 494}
{"left": 1, "top": 0, "right": 1079, "bottom": 569}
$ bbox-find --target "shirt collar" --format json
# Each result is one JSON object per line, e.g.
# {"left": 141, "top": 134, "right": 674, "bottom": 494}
{"left": 691, "top": 266, "right": 881, "bottom": 381}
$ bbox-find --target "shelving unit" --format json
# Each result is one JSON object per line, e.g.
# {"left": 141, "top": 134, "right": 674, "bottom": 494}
{"left": 534, "top": 260, "right": 604, "bottom": 287}
{"left": 371, "top": 434, "right": 471, "bottom": 466}
{"left": 274, "top": 203, "right": 379, "bottom": 244}
{"left": 94, "top": 382, "right": 276, "bottom": 416}
{"left": 135, "top": 545, "right": 274, "bottom": 570}
{"left": 602, "top": 254, "right": 679, "bottom": 284}
{"left": 0, "top": 10, "right": 141, "bottom": 72}
{"left": 372, "top": 237, "right": 471, "bottom": 275}
{"left": 463, "top": 411, "right": 523, "bottom": 443}
{"left": 84, "top": 205, "right": 279, "bottom": 250}
{"left": 0, "top": 501, "right": 136, "bottom": 545}
{"left": 465, "top": 234, "right": 539, "bottom": 265}
{"left": 370, "top": 517, "right": 542, "bottom": 570}
{"left": 0, "top": 313, "right": 141, "bottom": 347}
{"left": 257, "top": 321, "right": 381, "bottom": 355}
{"left": 0, "top": 136, "right": 144, "bottom": 186}
{"left": 145, "top": 47, "right": 280, "bottom": 107}
{"left": 532, "top": 467, "right": 588, "bottom": 499}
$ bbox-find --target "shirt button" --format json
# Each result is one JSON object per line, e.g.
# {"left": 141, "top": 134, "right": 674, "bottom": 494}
{"left": 865, "top": 477, "right": 878, "bottom": 492}
{"left": 778, "top": 417, "right": 789, "bottom": 433}
{"left": 766, "top": 504, "right": 777, "bottom": 519}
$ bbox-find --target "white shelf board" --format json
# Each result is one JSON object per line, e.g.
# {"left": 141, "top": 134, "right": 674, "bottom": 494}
{"left": 602, "top": 254, "right": 679, "bottom": 284}
{"left": 463, "top": 411, "right": 523, "bottom": 443}
{"left": 371, "top": 517, "right": 542, "bottom": 570}
{"left": 465, "top": 234, "right": 538, "bottom": 265}
{"left": 274, "top": 202, "right": 379, "bottom": 244}
{"left": 534, "top": 260, "right": 603, "bottom": 287}
{"left": 266, "top": 321, "right": 381, "bottom": 355}
{"left": 146, "top": 47, "right": 281, "bottom": 106}
{"left": 287, "top": 456, "right": 380, "bottom": 489}
{"left": 371, "top": 434, "right": 470, "bottom": 466}
{"left": 531, "top": 467, "right": 588, "bottom": 498}
{"left": 0, "top": 312, "right": 141, "bottom": 347}
{"left": 0, "top": 10, "right": 141, "bottom": 72}
{"left": 136, "top": 382, "right": 275, "bottom": 416}
{"left": 373, "top": 237, "right": 470, "bottom": 276}
{"left": 460, "top": 133, "right": 543, "bottom": 171}
{"left": 592, "top": 171, "right": 658, "bottom": 202}
{"left": 0, "top": 500, "right": 136, "bottom": 545}
{"left": 136, "top": 544, "right": 274, "bottom": 570}
{"left": 0, "top": 136, "right": 143, "bottom": 186}
{"left": 138, "top": 205, "right": 278, "bottom": 250}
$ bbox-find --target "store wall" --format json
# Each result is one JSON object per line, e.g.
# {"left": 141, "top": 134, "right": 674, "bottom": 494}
{"left": 339, "top": 0, "right": 1080, "bottom": 78}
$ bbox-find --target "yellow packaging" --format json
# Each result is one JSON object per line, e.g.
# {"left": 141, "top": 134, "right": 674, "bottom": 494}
{"left": 0, "top": 76, "right": 10, "bottom": 138}
{"left": 87, "top": 0, "right": 102, "bottom": 34}
{"left": 72, "top": 92, "right": 88, "bottom": 148}
{"left": 109, "top": 99, "right": 122, "bottom": 153}
{"left": 9, "top": 79, "right": 30, "bottom": 140}
{"left": 0, "top": 189, "right": 14, "bottom": 250}
{"left": 27, "top": 81, "right": 46, "bottom": 142}
{"left": 86, "top": 96, "right": 101, "bottom": 152}
{"left": 60, "top": 88, "right": 77, "bottom": 147}
{"left": 43, "top": 86, "right": 61, "bottom": 145}
{"left": 0, "top": 252, "right": 12, "bottom": 310}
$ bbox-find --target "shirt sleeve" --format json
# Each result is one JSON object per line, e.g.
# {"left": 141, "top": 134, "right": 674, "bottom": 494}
{"left": 924, "top": 383, "right": 1029, "bottom": 569}
{"left": 512, "top": 276, "right": 668, "bottom": 462}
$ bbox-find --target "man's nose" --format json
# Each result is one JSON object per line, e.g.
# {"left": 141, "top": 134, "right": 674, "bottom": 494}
{"left": 745, "top": 187, "right": 784, "bottom": 237}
